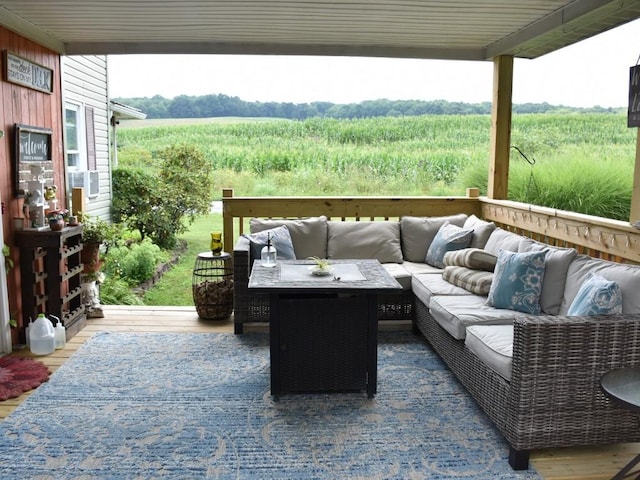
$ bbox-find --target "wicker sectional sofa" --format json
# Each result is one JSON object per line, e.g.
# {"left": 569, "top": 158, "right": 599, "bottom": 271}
{"left": 233, "top": 213, "right": 640, "bottom": 470}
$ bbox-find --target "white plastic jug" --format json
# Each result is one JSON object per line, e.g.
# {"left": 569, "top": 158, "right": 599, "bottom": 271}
{"left": 52, "top": 315, "right": 66, "bottom": 349}
{"left": 29, "top": 313, "right": 55, "bottom": 356}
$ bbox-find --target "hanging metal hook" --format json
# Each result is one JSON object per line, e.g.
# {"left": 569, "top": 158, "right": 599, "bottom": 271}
{"left": 511, "top": 145, "right": 536, "bottom": 166}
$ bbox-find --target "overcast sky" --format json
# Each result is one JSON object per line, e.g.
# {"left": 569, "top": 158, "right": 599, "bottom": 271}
{"left": 108, "top": 18, "right": 640, "bottom": 108}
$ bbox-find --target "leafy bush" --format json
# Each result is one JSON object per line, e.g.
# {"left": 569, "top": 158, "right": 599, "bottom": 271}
{"left": 112, "top": 144, "right": 213, "bottom": 249}
{"left": 104, "top": 238, "right": 168, "bottom": 286}
{"left": 99, "top": 276, "right": 145, "bottom": 305}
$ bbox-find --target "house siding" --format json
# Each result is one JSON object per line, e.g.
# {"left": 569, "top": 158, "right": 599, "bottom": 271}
{"left": 61, "top": 55, "right": 111, "bottom": 220}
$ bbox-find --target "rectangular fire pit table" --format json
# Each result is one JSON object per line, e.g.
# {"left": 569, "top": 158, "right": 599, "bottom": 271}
{"left": 248, "top": 259, "right": 403, "bottom": 398}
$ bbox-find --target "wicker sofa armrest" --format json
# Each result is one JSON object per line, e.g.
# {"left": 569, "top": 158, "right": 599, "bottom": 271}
{"left": 233, "top": 236, "right": 251, "bottom": 333}
{"left": 507, "top": 313, "right": 640, "bottom": 450}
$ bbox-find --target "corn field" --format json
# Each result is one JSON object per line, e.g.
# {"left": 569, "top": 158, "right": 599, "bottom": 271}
{"left": 117, "top": 113, "right": 636, "bottom": 219}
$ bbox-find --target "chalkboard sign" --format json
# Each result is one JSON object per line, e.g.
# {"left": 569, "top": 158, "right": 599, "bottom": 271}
{"left": 629, "top": 65, "right": 640, "bottom": 128}
{"left": 15, "top": 124, "right": 52, "bottom": 162}
{"left": 14, "top": 124, "right": 54, "bottom": 197}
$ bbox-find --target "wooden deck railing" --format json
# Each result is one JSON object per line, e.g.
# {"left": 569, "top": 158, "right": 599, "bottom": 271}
{"left": 480, "top": 198, "right": 640, "bottom": 263}
{"left": 221, "top": 188, "right": 640, "bottom": 264}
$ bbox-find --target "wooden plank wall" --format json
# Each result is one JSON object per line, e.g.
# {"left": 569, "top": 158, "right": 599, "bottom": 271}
{"left": 0, "top": 26, "right": 63, "bottom": 343}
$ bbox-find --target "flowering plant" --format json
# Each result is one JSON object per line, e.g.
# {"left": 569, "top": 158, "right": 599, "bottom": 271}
{"left": 46, "top": 209, "right": 69, "bottom": 222}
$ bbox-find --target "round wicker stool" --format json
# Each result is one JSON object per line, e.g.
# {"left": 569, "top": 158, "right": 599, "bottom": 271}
{"left": 192, "top": 251, "right": 233, "bottom": 320}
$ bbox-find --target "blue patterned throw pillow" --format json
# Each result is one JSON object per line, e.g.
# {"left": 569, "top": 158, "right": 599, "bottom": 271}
{"left": 243, "top": 225, "right": 296, "bottom": 264}
{"left": 486, "top": 249, "right": 547, "bottom": 314}
{"left": 425, "top": 222, "right": 474, "bottom": 268}
{"left": 567, "top": 274, "right": 622, "bottom": 316}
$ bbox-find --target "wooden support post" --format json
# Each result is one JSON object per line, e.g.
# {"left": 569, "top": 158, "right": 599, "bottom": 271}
{"left": 222, "top": 188, "right": 234, "bottom": 252}
{"left": 631, "top": 129, "right": 640, "bottom": 224}
{"left": 488, "top": 55, "right": 514, "bottom": 200}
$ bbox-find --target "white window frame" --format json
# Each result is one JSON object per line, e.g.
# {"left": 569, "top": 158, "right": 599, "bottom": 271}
{"left": 64, "top": 101, "right": 87, "bottom": 172}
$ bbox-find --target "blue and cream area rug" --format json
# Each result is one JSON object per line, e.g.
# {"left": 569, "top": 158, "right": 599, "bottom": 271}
{"left": 0, "top": 332, "right": 541, "bottom": 479}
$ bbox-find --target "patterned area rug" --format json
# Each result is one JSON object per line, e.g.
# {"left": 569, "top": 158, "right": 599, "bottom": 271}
{"left": 0, "top": 356, "right": 50, "bottom": 401}
{"left": 0, "top": 332, "right": 541, "bottom": 479}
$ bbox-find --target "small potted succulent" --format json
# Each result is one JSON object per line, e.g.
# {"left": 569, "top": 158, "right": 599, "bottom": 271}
{"left": 307, "top": 256, "right": 333, "bottom": 276}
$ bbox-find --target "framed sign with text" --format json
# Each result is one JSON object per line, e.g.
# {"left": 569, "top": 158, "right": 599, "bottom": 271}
{"left": 3, "top": 50, "right": 53, "bottom": 94}
{"left": 14, "top": 124, "right": 54, "bottom": 197}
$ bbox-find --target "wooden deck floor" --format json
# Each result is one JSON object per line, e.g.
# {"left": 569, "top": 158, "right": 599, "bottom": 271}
{"left": 1, "top": 305, "right": 638, "bottom": 479}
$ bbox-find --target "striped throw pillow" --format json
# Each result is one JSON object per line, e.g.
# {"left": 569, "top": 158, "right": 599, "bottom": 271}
{"left": 443, "top": 248, "right": 497, "bottom": 272}
{"left": 442, "top": 266, "right": 494, "bottom": 295}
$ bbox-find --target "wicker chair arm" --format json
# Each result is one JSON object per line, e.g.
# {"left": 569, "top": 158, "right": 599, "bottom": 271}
{"left": 232, "top": 236, "right": 251, "bottom": 328}
{"left": 233, "top": 236, "right": 250, "bottom": 282}
{"left": 509, "top": 313, "right": 640, "bottom": 416}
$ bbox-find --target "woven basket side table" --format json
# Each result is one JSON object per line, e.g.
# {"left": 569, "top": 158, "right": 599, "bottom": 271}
{"left": 192, "top": 251, "right": 234, "bottom": 320}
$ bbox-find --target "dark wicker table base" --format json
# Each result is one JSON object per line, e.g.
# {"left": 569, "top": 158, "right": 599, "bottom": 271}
{"left": 248, "top": 260, "right": 402, "bottom": 398}
{"left": 271, "top": 292, "right": 377, "bottom": 397}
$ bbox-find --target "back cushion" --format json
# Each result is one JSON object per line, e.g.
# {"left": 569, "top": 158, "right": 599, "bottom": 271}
{"left": 559, "top": 255, "right": 640, "bottom": 315}
{"left": 483, "top": 228, "right": 527, "bottom": 255}
{"left": 327, "top": 221, "right": 403, "bottom": 264}
{"left": 250, "top": 216, "right": 328, "bottom": 259}
{"left": 463, "top": 215, "right": 496, "bottom": 249}
{"left": 519, "top": 241, "right": 578, "bottom": 315}
{"left": 400, "top": 214, "right": 468, "bottom": 262}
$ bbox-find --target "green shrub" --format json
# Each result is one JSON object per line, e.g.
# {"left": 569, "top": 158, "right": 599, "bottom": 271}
{"left": 99, "top": 276, "right": 144, "bottom": 305}
{"left": 103, "top": 238, "right": 168, "bottom": 286}
{"left": 112, "top": 144, "right": 214, "bottom": 249}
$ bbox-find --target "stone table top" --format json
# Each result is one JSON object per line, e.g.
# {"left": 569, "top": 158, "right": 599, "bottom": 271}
{"left": 248, "top": 259, "right": 403, "bottom": 294}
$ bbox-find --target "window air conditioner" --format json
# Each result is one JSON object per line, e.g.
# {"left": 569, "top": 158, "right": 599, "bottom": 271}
{"left": 68, "top": 170, "right": 100, "bottom": 197}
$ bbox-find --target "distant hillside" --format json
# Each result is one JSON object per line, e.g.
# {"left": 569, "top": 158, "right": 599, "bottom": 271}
{"left": 114, "top": 94, "right": 623, "bottom": 121}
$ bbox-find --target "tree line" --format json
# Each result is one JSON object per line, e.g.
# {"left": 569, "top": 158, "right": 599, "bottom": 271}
{"left": 114, "top": 93, "right": 623, "bottom": 120}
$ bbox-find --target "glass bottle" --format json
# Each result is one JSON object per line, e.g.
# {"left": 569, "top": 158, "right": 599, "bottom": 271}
{"left": 261, "top": 232, "right": 277, "bottom": 267}
{"left": 210, "top": 232, "right": 223, "bottom": 255}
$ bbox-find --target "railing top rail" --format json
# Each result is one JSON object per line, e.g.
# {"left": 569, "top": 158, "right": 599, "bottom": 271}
{"left": 481, "top": 197, "right": 640, "bottom": 263}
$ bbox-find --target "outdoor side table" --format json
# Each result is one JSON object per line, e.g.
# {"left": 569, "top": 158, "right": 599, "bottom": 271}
{"left": 600, "top": 367, "right": 640, "bottom": 480}
{"left": 192, "top": 251, "right": 233, "bottom": 320}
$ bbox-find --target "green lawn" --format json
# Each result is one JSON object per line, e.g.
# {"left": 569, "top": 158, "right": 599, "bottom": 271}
{"left": 143, "top": 213, "right": 223, "bottom": 306}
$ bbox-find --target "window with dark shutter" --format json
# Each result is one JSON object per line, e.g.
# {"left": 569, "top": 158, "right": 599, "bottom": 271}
{"left": 85, "top": 106, "right": 96, "bottom": 170}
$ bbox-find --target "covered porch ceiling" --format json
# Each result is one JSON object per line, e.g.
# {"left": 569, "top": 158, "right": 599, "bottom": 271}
{"left": 0, "top": 0, "right": 638, "bottom": 60}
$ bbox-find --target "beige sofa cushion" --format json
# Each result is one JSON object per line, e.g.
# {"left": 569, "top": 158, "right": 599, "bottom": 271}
{"left": 327, "top": 221, "right": 403, "bottom": 264}
{"left": 560, "top": 255, "right": 640, "bottom": 314}
{"left": 400, "top": 214, "right": 468, "bottom": 262}
{"left": 382, "top": 263, "right": 412, "bottom": 290}
{"left": 463, "top": 214, "right": 496, "bottom": 249}
{"left": 250, "top": 216, "right": 328, "bottom": 259}
{"left": 465, "top": 325, "right": 514, "bottom": 381}
{"left": 429, "top": 295, "right": 518, "bottom": 340}
{"left": 519, "top": 241, "right": 578, "bottom": 315}
{"left": 483, "top": 228, "right": 528, "bottom": 255}
{"left": 412, "top": 273, "right": 473, "bottom": 306}
{"left": 402, "top": 261, "right": 445, "bottom": 275}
